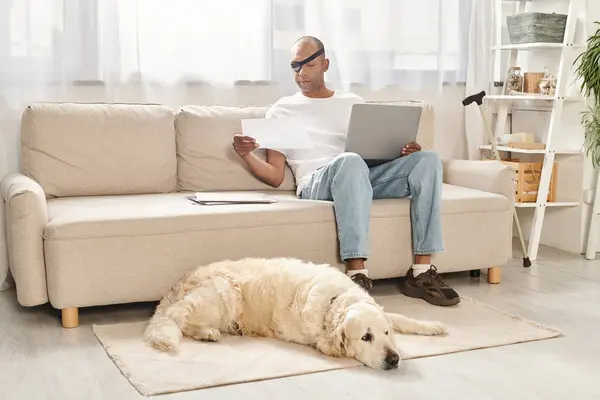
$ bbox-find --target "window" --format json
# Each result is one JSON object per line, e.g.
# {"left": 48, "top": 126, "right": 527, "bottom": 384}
{"left": 1, "top": 0, "right": 98, "bottom": 84}
{"left": 112, "top": 0, "right": 272, "bottom": 84}
{"left": 392, "top": 0, "right": 471, "bottom": 82}
{"left": 271, "top": 0, "right": 471, "bottom": 87}
{"left": 2, "top": 0, "right": 471, "bottom": 88}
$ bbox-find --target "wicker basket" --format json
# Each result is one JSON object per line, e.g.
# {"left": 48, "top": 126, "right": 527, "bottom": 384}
{"left": 524, "top": 72, "right": 545, "bottom": 93}
{"left": 507, "top": 13, "right": 567, "bottom": 44}
{"left": 501, "top": 160, "right": 557, "bottom": 203}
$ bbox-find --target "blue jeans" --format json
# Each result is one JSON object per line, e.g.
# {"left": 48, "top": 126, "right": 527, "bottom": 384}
{"left": 300, "top": 152, "right": 444, "bottom": 261}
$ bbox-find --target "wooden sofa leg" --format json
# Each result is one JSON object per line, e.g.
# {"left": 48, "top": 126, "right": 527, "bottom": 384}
{"left": 62, "top": 308, "right": 79, "bottom": 328}
{"left": 487, "top": 267, "right": 501, "bottom": 284}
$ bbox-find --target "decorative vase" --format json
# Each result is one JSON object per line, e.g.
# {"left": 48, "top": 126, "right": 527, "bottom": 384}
{"left": 539, "top": 67, "right": 557, "bottom": 96}
{"left": 504, "top": 66, "right": 524, "bottom": 95}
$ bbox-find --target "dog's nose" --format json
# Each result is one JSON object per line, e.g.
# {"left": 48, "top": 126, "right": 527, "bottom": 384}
{"left": 384, "top": 351, "right": 400, "bottom": 369}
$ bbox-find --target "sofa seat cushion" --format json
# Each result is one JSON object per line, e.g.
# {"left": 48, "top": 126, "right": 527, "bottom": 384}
{"left": 44, "top": 184, "right": 509, "bottom": 240}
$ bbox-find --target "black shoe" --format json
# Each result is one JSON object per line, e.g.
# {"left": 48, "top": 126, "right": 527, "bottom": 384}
{"left": 402, "top": 265, "right": 460, "bottom": 306}
{"left": 350, "top": 273, "right": 373, "bottom": 293}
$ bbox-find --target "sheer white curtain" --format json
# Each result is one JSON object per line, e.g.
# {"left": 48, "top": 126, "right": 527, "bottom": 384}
{"left": 1, "top": 0, "right": 471, "bottom": 89}
{"left": 273, "top": 0, "right": 472, "bottom": 91}
{"left": 464, "top": 0, "right": 496, "bottom": 160}
{"left": 0, "top": 0, "right": 471, "bottom": 289}
{"left": 109, "top": 0, "right": 273, "bottom": 85}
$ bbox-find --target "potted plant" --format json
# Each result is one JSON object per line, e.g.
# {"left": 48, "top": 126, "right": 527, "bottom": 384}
{"left": 574, "top": 22, "right": 600, "bottom": 166}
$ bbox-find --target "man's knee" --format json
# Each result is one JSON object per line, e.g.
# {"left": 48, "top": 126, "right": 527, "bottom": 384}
{"left": 413, "top": 151, "right": 440, "bottom": 164}
{"left": 408, "top": 151, "right": 442, "bottom": 183}
{"left": 332, "top": 152, "right": 369, "bottom": 174}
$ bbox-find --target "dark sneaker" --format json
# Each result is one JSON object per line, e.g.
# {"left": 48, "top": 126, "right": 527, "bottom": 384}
{"left": 350, "top": 273, "right": 373, "bottom": 293}
{"left": 402, "top": 265, "right": 460, "bottom": 306}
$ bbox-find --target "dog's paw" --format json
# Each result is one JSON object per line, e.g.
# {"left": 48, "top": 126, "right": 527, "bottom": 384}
{"left": 145, "top": 327, "right": 182, "bottom": 355}
{"left": 188, "top": 327, "right": 221, "bottom": 342}
{"left": 419, "top": 321, "right": 447, "bottom": 336}
{"left": 150, "top": 339, "right": 180, "bottom": 355}
{"left": 201, "top": 328, "right": 221, "bottom": 342}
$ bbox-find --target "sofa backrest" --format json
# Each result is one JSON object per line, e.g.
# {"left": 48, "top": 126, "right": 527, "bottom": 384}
{"left": 21, "top": 103, "right": 177, "bottom": 198}
{"left": 175, "top": 100, "right": 435, "bottom": 192}
{"left": 175, "top": 105, "right": 297, "bottom": 192}
{"left": 19, "top": 100, "right": 435, "bottom": 196}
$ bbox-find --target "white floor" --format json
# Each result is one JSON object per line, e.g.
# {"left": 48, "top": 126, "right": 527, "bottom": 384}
{"left": 2, "top": 244, "right": 600, "bottom": 400}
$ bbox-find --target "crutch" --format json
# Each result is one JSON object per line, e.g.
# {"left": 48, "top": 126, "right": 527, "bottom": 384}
{"left": 462, "top": 90, "right": 531, "bottom": 268}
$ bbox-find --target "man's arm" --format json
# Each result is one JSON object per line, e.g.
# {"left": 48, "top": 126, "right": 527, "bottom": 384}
{"left": 233, "top": 134, "right": 287, "bottom": 188}
{"left": 242, "top": 149, "right": 287, "bottom": 188}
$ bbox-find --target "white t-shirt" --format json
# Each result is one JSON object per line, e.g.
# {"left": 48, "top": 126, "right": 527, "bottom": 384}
{"left": 265, "top": 91, "right": 365, "bottom": 196}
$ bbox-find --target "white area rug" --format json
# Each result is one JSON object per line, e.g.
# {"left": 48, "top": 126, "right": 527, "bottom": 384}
{"left": 93, "top": 296, "right": 562, "bottom": 396}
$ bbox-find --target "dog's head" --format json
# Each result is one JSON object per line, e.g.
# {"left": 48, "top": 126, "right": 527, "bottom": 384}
{"left": 319, "top": 301, "right": 399, "bottom": 370}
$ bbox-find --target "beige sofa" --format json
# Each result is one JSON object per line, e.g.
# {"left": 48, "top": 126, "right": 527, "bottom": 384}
{"left": 0, "top": 101, "right": 514, "bottom": 328}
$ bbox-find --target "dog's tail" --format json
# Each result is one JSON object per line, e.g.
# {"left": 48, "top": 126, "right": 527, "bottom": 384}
{"left": 144, "top": 300, "right": 183, "bottom": 355}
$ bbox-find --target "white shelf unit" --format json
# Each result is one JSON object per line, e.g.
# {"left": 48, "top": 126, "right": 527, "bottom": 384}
{"left": 479, "top": 145, "right": 582, "bottom": 155}
{"left": 493, "top": 43, "right": 584, "bottom": 51}
{"left": 483, "top": 94, "right": 581, "bottom": 101}
{"left": 514, "top": 202, "right": 580, "bottom": 208}
{"left": 480, "top": 0, "right": 587, "bottom": 261}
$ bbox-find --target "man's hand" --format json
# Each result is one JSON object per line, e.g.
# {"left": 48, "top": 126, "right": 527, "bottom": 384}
{"left": 401, "top": 142, "right": 421, "bottom": 156}
{"left": 233, "top": 134, "right": 259, "bottom": 157}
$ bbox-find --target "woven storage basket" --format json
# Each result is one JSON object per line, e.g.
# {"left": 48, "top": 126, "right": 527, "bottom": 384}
{"left": 507, "top": 12, "right": 567, "bottom": 44}
{"left": 524, "top": 72, "right": 545, "bottom": 93}
{"left": 501, "top": 160, "right": 557, "bottom": 203}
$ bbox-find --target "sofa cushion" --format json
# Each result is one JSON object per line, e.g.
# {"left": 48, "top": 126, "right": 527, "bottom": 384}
{"left": 21, "top": 103, "right": 177, "bottom": 198}
{"left": 43, "top": 184, "right": 509, "bottom": 240}
{"left": 175, "top": 105, "right": 296, "bottom": 192}
{"left": 43, "top": 184, "right": 511, "bottom": 307}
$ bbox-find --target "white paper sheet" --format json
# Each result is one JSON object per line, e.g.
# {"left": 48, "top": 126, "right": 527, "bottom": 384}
{"left": 241, "top": 117, "right": 314, "bottom": 150}
{"left": 191, "top": 192, "right": 277, "bottom": 205}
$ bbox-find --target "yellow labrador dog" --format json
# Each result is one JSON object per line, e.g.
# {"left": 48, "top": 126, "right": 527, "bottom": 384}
{"left": 144, "top": 258, "right": 447, "bottom": 370}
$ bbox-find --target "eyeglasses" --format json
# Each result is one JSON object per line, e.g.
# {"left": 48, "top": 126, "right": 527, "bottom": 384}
{"left": 290, "top": 48, "right": 325, "bottom": 72}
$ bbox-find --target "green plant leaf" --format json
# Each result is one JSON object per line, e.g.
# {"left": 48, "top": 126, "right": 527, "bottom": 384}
{"left": 573, "top": 23, "right": 600, "bottom": 101}
{"left": 581, "top": 104, "right": 600, "bottom": 168}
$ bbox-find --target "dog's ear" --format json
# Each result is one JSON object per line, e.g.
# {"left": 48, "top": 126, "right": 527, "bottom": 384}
{"left": 316, "top": 321, "right": 348, "bottom": 358}
{"left": 316, "top": 307, "right": 352, "bottom": 358}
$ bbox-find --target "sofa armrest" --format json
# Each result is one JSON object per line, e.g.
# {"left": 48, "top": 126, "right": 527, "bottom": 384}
{"left": 0, "top": 173, "right": 49, "bottom": 306}
{"left": 442, "top": 159, "right": 515, "bottom": 201}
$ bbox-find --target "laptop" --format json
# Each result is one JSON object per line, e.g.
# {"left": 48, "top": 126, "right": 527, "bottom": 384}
{"left": 345, "top": 104, "right": 422, "bottom": 167}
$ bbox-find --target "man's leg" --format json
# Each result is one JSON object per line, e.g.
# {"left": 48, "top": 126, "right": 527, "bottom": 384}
{"left": 300, "top": 152, "right": 373, "bottom": 292}
{"left": 369, "top": 151, "right": 460, "bottom": 306}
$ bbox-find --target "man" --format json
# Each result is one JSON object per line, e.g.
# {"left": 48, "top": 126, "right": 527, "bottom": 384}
{"left": 232, "top": 36, "right": 460, "bottom": 306}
